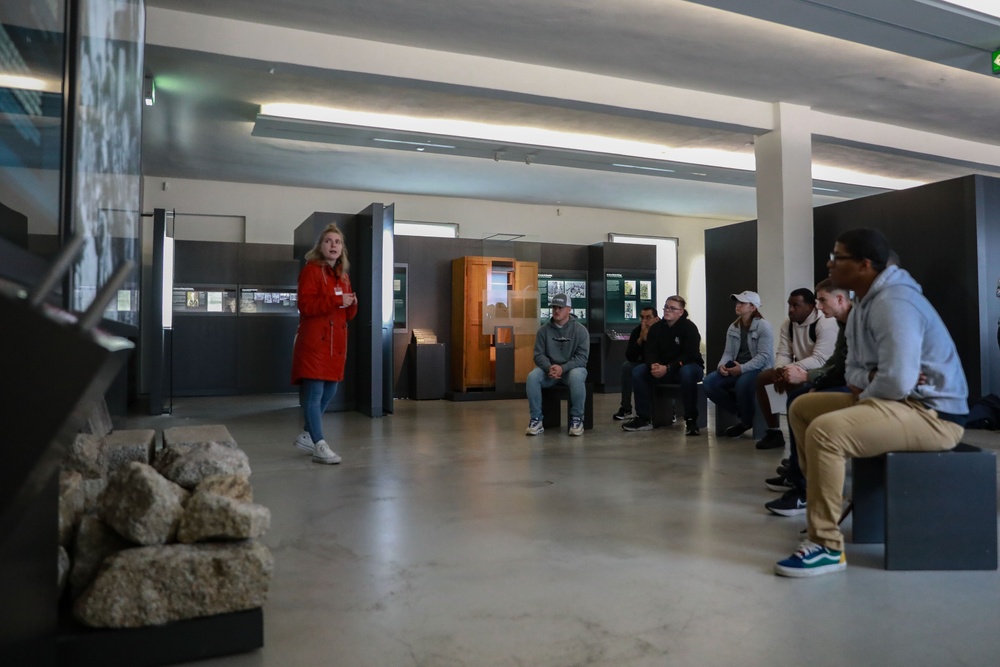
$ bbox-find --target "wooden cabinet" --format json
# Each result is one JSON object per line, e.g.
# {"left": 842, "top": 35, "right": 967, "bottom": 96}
{"left": 451, "top": 256, "right": 538, "bottom": 392}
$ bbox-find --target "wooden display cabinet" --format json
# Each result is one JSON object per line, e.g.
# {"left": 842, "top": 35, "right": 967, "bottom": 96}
{"left": 451, "top": 256, "right": 538, "bottom": 392}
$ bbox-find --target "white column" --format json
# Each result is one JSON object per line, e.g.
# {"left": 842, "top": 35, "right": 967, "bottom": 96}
{"left": 754, "top": 102, "right": 814, "bottom": 326}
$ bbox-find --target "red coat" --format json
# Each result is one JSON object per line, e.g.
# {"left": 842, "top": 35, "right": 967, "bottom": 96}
{"left": 290, "top": 261, "right": 358, "bottom": 383}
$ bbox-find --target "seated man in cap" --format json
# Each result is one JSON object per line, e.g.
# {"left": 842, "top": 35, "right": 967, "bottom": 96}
{"left": 525, "top": 293, "right": 590, "bottom": 436}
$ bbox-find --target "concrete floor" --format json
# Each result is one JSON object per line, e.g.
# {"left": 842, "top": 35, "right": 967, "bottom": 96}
{"left": 124, "top": 393, "right": 1000, "bottom": 667}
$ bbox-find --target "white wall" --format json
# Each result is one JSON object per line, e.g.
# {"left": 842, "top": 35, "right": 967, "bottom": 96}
{"left": 142, "top": 177, "right": 736, "bottom": 340}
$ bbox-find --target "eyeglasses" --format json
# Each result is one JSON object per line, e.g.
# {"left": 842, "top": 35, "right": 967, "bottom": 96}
{"left": 829, "top": 252, "right": 858, "bottom": 263}
{"left": 663, "top": 306, "right": 684, "bottom": 312}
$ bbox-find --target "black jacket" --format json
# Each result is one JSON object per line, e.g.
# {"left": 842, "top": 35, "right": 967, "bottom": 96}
{"left": 625, "top": 324, "right": 646, "bottom": 363}
{"left": 644, "top": 313, "right": 704, "bottom": 368}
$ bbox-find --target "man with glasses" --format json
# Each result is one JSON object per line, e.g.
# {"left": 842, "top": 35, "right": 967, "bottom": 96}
{"left": 613, "top": 305, "right": 660, "bottom": 421}
{"left": 774, "top": 228, "right": 968, "bottom": 577}
{"left": 622, "top": 296, "right": 705, "bottom": 435}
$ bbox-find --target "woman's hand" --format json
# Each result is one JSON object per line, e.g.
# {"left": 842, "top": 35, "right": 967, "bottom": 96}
{"left": 342, "top": 292, "right": 357, "bottom": 307}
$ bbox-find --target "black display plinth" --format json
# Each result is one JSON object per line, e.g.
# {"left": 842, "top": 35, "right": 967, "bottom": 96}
{"left": 57, "top": 608, "right": 263, "bottom": 667}
{"left": 410, "top": 343, "right": 446, "bottom": 399}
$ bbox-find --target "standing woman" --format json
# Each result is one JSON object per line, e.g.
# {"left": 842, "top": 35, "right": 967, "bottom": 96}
{"left": 291, "top": 224, "right": 358, "bottom": 464}
{"left": 702, "top": 291, "right": 774, "bottom": 438}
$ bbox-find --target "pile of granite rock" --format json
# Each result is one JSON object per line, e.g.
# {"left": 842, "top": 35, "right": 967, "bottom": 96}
{"left": 58, "top": 405, "right": 274, "bottom": 628}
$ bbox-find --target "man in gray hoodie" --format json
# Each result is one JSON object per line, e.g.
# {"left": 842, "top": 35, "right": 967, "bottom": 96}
{"left": 525, "top": 293, "right": 590, "bottom": 436}
{"left": 774, "top": 228, "right": 967, "bottom": 578}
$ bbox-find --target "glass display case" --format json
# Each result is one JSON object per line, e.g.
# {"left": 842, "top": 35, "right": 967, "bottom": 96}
{"left": 238, "top": 287, "right": 297, "bottom": 315}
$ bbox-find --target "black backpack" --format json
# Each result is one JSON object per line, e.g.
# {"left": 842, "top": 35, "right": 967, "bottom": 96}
{"left": 967, "top": 394, "right": 1000, "bottom": 430}
{"left": 788, "top": 320, "right": 818, "bottom": 344}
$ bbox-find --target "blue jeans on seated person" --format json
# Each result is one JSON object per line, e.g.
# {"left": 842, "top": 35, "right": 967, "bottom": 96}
{"left": 632, "top": 363, "right": 704, "bottom": 421}
{"left": 302, "top": 378, "right": 340, "bottom": 443}
{"left": 703, "top": 367, "right": 764, "bottom": 427}
{"left": 526, "top": 366, "right": 588, "bottom": 420}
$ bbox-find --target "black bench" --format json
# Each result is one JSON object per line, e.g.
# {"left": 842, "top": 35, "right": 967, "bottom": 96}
{"left": 851, "top": 443, "right": 997, "bottom": 570}
{"left": 541, "top": 383, "right": 594, "bottom": 431}
{"left": 651, "top": 383, "right": 708, "bottom": 428}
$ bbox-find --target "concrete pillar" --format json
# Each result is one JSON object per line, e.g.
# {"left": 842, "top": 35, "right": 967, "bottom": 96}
{"left": 754, "top": 102, "right": 814, "bottom": 326}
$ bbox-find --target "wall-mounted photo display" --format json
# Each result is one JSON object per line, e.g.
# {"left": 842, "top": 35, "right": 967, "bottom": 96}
{"left": 604, "top": 272, "right": 655, "bottom": 327}
{"left": 238, "top": 287, "right": 298, "bottom": 315}
{"left": 173, "top": 287, "right": 239, "bottom": 315}
{"left": 394, "top": 264, "right": 408, "bottom": 330}
{"left": 539, "top": 271, "right": 588, "bottom": 325}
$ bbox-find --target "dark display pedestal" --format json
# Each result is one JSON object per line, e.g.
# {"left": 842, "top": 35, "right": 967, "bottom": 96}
{"left": 57, "top": 607, "right": 263, "bottom": 667}
{"left": 410, "top": 343, "right": 447, "bottom": 399}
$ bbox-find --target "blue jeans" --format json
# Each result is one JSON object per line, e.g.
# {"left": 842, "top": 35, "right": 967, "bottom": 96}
{"left": 302, "top": 379, "right": 340, "bottom": 443}
{"left": 526, "top": 366, "right": 588, "bottom": 420}
{"left": 703, "top": 367, "right": 764, "bottom": 426}
{"left": 620, "top": 360, "right": 638, "bottom": 411}
{"left": 632, "top": 363, "right": 704, "bottom": 421}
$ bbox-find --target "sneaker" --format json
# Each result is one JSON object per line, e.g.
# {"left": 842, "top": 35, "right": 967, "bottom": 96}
{"left": 774, "top": 540, "right": 846, "bottom": 577}
{"left": 755, "top": 429, "right": 785, "bottom": 450}
{"left": 622, "top": 416, "right": 653, "bottom": 432}
{"left": 312, "top": 440, "right": 341, "bottom": 465}
{"left": 525, "top": 418, "right": 544, "bottom": 435}
{"left": 765, "top": 474, "right": 793, "bottom": 492}
{"left": 613, "top": 407, "right": 632, "bottom": 421}
{"left": 568, "top": 417, "right": 584, "bottom": 436}
{"left": 765, "top": 488, "right": 807, "bottom": 516}
{"left": 294, "top": 431, "right": 315, "bottom": 454}
{"left": 684, "top": 418, "right": 700, "bottom": 436}
{"left": 776, "top": 462, "right": 790, "bottom": 477}
{"left": 723, "top": 422, "right": 750, "bottom": 438}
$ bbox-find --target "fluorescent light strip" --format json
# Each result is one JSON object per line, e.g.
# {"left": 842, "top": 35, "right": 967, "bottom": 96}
{"left": 612, "top": 163, "right": 676, "bottom": 173}
{"left": 937, "top": 1, "right": 1000, "bottom": 20}
{"left": 0, "top": 73, "right": 58, "bottom": 92}
{"left": 372, "top": 137, "right": 455, "bottom": 149}
{"left": 812, "top": 186, "right": 840, "bottom": 192}
{"left": 259, "top": 103, "right": 927, "bottom": 190}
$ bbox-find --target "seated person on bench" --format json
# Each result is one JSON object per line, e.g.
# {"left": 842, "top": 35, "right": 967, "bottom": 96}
{"left": 613, "top": 304, "right": 659, "bottom": 421}
{"left": 752, "top": 287, "right": 838, "bottom": 450}
{"left": 622, "top": 295, "right": 704, "bottom": 435}
{"left": 775, "top": 228, "right": 968, "bottom": 578}
{"left": 524, "top": 293, "right": 590, "bottom": 437}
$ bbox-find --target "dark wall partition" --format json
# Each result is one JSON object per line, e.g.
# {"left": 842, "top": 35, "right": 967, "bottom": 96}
{"left": 704, "top": 220, "right": 758, "bottom": 367}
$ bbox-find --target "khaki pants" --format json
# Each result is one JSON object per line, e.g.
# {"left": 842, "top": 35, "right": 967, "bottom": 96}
{"left": 789, "top": 393, "right": 965, "bottom": 551}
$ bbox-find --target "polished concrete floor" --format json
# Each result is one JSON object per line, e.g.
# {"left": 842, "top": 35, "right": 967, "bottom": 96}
{"left": 124, "top": 393, "right": 1000, "bottom": 667}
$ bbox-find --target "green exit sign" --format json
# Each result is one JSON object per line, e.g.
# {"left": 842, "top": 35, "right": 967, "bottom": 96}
{"left": 994, "top": 50, "right": 1000, "bottom": 75}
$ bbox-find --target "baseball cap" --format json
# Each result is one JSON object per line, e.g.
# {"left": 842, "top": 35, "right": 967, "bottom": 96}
{"left": 550, "top": 293, "right": 572, "bottom": 308}
{"left": 730, "top": 290, "right": 761, "bottom": 307}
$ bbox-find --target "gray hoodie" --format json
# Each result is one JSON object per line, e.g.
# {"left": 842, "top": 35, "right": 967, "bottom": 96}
{"left": 845, "top": 265, "right": 968, "bottom": 416}
{"left": 533, "top": 316, "right": 590, "bottom": 372}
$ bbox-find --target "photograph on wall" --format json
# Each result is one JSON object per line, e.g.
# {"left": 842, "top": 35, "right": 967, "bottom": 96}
{"left": 186, "top": 291, "right": 200, "bottom": 308}
{"left": 547, "top": 279, "right": 565, "bottom": 297}
{"left": 623, "top": 280, "right": 636, "bottom": 296}
{"left": 623, "top": 301, "right": 636, "bottom": 320}
{"left": 565, "top": 280, "right": 586, "bottom": 299}
{"left": 206, "top": 291, "right": 223, "bottom": 313}
{"left": 240, "top": 295, "right": 257, "bottom": 313}
{"left": 573, "top": 308, "right": 587, "bottom": 321}
{"left": 639, "top": 280, "right": 652, "bottom": 301}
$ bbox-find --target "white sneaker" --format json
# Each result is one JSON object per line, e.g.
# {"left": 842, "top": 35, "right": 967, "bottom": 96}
{"left": 568, "top": 417, "right": 584, "bottom": 436}
{"left": 525, "top": 418, "right": 544, "bottom": 435}
{"left": 312, "top": 440, "right": 341, "bottom": 464}
{"left": 294, "top": 431, "right": 314, "bottom": 453}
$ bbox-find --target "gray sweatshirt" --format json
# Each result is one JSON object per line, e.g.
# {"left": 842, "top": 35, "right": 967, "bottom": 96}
{"left": 845, "top": 265, "right": 968, "bottom": 415}
{"left": 533, "top": 317, "right": 590, "bottom": 372}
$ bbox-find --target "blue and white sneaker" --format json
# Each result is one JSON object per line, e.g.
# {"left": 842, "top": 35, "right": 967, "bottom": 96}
{"left": 568, "top": 417, "right": 584, "bottom": 436}
{"left": 775, "top": 540, "right": 846, "bottom": 577}
{"left": 525, "top": 418, "right": 544, "bottom": 436}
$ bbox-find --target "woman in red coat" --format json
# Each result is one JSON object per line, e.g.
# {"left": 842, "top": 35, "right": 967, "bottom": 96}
{"left": 291, "top": 223, "right": 358, "bottom": 464}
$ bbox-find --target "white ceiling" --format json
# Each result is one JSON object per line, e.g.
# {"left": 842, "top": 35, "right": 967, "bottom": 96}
{"left": 142, "top": 0, "right": 1000, "bottom": 221}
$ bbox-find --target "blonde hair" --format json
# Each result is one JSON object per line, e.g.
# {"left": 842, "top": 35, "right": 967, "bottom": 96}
{"left": 304, "top": 223, "right": 350, "bottom": 276}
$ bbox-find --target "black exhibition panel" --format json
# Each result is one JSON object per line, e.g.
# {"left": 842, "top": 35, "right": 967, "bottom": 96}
{"left": 813, "top": 174, "right": 1000, "bottom": 399}
{"left": 171, "top": 309, "right": 240, "bottom": 396}
{"left": 704, "top": 219, "right": 758, "bottom": 367}
{"left": 352, "top": 203, "right": 394, "bottom": 417}
{"left": 587, "top": 242, "right": 656, "bottom": 393}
